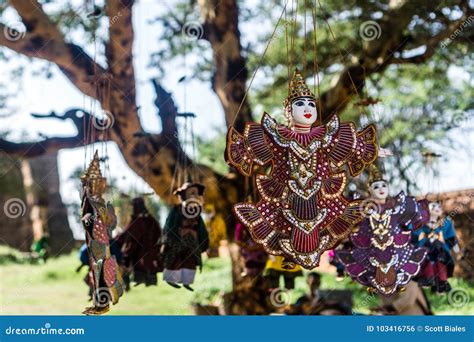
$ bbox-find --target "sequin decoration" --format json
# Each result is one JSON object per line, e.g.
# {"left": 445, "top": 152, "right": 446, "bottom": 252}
{"left": 227, "top": 112, "right": 378, "bottom": 269}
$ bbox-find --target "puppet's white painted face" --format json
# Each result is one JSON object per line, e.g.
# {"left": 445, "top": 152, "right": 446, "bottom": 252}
{"left": 369, "top": 180, "right": 389, "bottom": 201}
{"left": 429, "top": 202, "right": 443, "bottom": 217}
{"left": 291, "top": 97, "right": 317, "bottom": 126}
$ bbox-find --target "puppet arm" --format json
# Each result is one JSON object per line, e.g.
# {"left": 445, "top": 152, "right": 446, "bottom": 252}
{"left": 225, "top": 123, "right": 273, "bottom": 177}
{"left": 328, "top": 121, "right": 378, "bottom": 177}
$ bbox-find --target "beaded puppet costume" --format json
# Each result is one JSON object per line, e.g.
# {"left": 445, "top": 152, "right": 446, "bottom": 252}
{"left": 336, "top": 166, "right": 429, "bottom": 296}
{"left": 120, "top": 197, "right": 162, "bottom": 286}
{"left": 414, "top": 202, "right": 460, "bottom": 293}
{"left": 162, "top": 182, "right": 209, "bottom": 291}
{"left": 80, "top": 151, "right": 124, "bottom": 315}
{"left": 226, "top": 69, "right": 378, "bottom": 269}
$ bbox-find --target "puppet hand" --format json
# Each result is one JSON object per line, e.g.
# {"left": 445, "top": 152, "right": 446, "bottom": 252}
{"left": 378, "top": 147, "right": 393, "bottom": 158}
{"left": 438, "top": 231, "right": 445, "bottom": 243}
{"left": 452, "top": 244, "right": 460, "bottom": 253}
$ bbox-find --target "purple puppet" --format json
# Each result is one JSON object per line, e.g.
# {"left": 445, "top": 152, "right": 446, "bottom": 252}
{"left": 336, "top": 166, "right": 429, "bottom": 296}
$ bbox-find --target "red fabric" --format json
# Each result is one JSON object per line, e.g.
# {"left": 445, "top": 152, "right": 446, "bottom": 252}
{"left": 103, "top": 258, "right": 117, "bottom": 287}
{"left": 291, "top": 225, "right": 319, "bottom": 253}
{"left": 421, "top": 261, "right": 447, "bottom": 281}
{"left": 434, "top": 262, "right": 448, "bottom": 281}
{"left": 121, "top": 214, "right": 162, "bottom": 273}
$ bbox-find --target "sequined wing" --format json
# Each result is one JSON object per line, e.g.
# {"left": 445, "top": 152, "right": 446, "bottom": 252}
{"left": 226, "top": 123, "right": 273, "bottom": 177}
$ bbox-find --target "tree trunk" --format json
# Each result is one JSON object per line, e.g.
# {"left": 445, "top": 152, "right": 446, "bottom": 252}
{"left": 0, "top": 157, "right": 32, "bottom": 252}
{"left": 26, "top": 153, "right": 74, "bottom": 255}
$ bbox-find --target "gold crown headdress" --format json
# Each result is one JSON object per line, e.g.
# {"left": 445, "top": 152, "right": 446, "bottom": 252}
{"left": 367, "top": 164, "right": 386, "bottom": 185}
{"left": 283, "top": 68, "right": 316, "bottom": 109}
{"left": 81, "top": 150, "right": 105, "bottom": 183}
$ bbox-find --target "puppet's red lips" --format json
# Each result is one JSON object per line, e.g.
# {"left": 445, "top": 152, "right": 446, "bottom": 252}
{"left": 304, "top": 114, "right": 312, "bottom": 118}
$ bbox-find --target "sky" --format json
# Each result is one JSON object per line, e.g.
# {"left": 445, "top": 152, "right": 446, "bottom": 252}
{"left": 0, "top": 0, "right": 472, "bottom": 237}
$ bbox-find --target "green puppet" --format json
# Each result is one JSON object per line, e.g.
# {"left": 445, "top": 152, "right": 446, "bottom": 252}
{"left": 161, "top": 182, "right": 209, "bottom": 291}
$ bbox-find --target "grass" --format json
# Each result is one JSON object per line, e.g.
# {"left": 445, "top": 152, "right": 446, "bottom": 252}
{"left": 0, "top": 245, "right": 472, "bottom": 315}
{"left": 0, "top": 246, "right": 231, "bottom": 315}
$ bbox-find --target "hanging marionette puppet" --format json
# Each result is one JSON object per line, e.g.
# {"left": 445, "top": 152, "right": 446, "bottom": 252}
{"left": 80, "top": 151, "right": 125, "bottom": 315}
{"left": 235, "top": 222, "right": 269, "bottom": 277}
{"left": 336, "top": 165, "right": 430, "bottom": 296}
{"left": 161, "top": 182, "right": 209, "bottom": 291}
{"left": 264, "top": 255, "right": 303, "bottom": 290}
{"left": 120, "top": 197, "right": 162, "bottom": 286}
{"left": 414, "top": 201, "right": 461, "bottom": 293}
{"left": 226, "top": 68, "right": 379, "bottom": 269}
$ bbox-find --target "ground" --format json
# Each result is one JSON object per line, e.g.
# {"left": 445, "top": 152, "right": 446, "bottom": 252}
{"left": 0, "top": 246, "right": 472, "bottom": 315}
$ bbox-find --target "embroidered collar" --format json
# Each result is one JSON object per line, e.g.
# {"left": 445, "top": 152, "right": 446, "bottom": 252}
{"left": 261, "top": 112, "right": 339, "bottom": 160}
{"left": 277, "top": 123, "right": 326, "bottom": 146}
{"left": 366, "top": 191, "right": 407, "bottom": 218}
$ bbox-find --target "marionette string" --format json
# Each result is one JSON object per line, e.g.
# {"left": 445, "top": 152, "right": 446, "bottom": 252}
{"left": 316, "top": 0, "right": 364, "bottom": 116}
{"left": 311, "top": 0, "right": 321, "bottom": 117}
{"left": 231, "top": 0, "right": 290, "bottom": 128}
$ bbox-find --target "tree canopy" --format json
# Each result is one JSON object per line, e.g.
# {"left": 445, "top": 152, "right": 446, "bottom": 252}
{"left": 0, "top": 0, "right": 472, "bottom": 206}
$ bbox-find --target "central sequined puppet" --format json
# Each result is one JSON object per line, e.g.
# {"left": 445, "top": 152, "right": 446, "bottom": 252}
{"left": 226, "top": 69, "right": 378, "bottom": 269}
{"left": 336, "top": 166, "right": 429, "bottom": 296}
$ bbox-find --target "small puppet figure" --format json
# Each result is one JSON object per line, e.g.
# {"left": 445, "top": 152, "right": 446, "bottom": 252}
{"left": 226, "top": 68, "right": 379, "bottom": 269}
{"left": 120, "top": 197, "right": 162, "bottom": 286}
{"left": 264, "top": 255, "right": 303, "bottom": 290}
{"left": 31, "top": 235, "right": 50, "bottom": 263}
{"left": 414, "top": 201, "right": 460, "bottom": 293}
{"left": 161, "top": 182, "right": 209, "bottom": 291}
{"left": 80, "top": 151, "right": 125, "bottom": 315}
{"left": 235, "top": 223, "right": 268, "bottom": 277}
{"left": 203, "top": 203, "right": 227, "bottom": 258}
{"left": 336, "top": 165, "right": 429, "bottom": 296}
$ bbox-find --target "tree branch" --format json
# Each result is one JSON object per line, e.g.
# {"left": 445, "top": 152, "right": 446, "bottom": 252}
{"left": 392, "top": 15, "right": 474, "bottom": 64}
{"left": 199, "top": 0, "right": 253, "bottom": 132}
{"left": 1, "top": 0, "right": 106, "bottom": 99}
{"left": 0, "top": 109, "right": 106, "bottom": 158}
{"left": 151, "top": 79, "right": 179, "bottom": 140}
{"left": 316, "top": 1, "right": 473, "bottom": 122}
{"left": 105, "top": 0, "right": 136, "bottom": 100}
